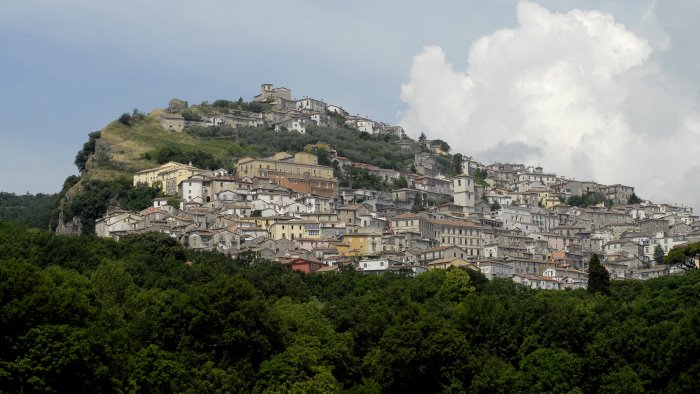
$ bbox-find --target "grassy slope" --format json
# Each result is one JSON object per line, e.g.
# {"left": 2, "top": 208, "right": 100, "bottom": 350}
{"left": 87, "top": 110, "right": 255, "bottom": 181}
{"left": 88, "top": 111, "right": 420, "bottom": 182}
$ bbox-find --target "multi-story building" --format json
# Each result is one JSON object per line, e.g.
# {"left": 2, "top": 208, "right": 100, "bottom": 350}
{"left": 296, "top": 98, "right": 327, "bottom": 113}
{"left": 419, "top": 217, "right": 482, "bottom": 258}
{"left": 598, "top": 184, "right": 635, "bottom": 205}
{"left": 336, "top": 230, "right": 383, "bottom": 257}
{"left": 237, "top": 152, "right": 333, "bottom": 179}
{"left": 390, "top": 212, "right": 420, "bottom": 234}
{"left": 133, "top": 161, "right": 204, "bottom": 195}
{"left": 268, "top": 220, "right": 322, "bottom": 240}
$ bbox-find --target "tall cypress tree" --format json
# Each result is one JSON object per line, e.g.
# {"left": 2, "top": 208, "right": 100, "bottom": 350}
{"left": 588, "top": 254, "right": 610, "bottom": 295}
{"left": 653, "top": 244, "right": 665, "bottom": 264}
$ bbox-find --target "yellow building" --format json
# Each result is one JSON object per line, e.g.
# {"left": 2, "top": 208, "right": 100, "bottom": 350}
{"left": 268, "top": 220, "right": 322, "bottom": 240}
{"left": 337, "top": 231, "right": 383, "bottom": 257}
{"left": 133, "top": 161, "right": 204, "bottom": 195}
{"left": 237, "top": 152, "right": 333, "bottom": 180}
{"left": 237, "top": 216, "right": 294, "bottom": 232}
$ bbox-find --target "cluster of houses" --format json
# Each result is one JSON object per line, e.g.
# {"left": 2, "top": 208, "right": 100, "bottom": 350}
{"left": 158, "top": 83, "right": 405, "bottom": 137}
{"left": 95, "top": 135, "right": 700, "bottom": 289}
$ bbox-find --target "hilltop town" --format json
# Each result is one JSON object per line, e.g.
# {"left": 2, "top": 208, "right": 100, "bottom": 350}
{"left": 94, "top": 83, "right": 699, "bottom": 288}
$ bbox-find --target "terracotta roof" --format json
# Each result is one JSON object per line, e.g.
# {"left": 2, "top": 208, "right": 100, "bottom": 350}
{"left": 393, "top": 212, "right": 418, "bottom": 220}
{"left": 427, "top": 218, "right": 478, "bottom": 227}
{"left": 421, "top": 245, "right": 456, "bottom": 253}
{"left": 139, "top": 206, "right": 163, "bottom": 216}
{"left": 339, "top": 204, "right": 364, "bottom": 210}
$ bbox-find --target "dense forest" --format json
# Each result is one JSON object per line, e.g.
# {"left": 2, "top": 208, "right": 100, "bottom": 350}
{"left": 0, "top": 192, "right": 59, "bottom": 230}
{"left": 62, "top": 177, "right": 161, "bottom": 234}
{"left": 1, "top": 221, "right": 698, "bottom": 393}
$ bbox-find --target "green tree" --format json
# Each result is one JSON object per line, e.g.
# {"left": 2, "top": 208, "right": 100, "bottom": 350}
{"left": 0, "top": 192, "right": 59, "bottom": 230}
{"left": 118, "top": 113, "right": 131, "bottom": 126}
{"left": 627, "top": 192, "right": 642, "bottom": 204}
{"left": 567, "top": 192, "right": 607, "bottom": 208}
{"left": 128, "top": 344, "right": 188, "bottom": 393}
{"left": 451, "top": 153, "right": 463, "bottom": 173}
{"left": 664, "top": 241, "right": 700, "bottom": 270}
{"left": 166, "top": 196, "right": 180, "bottom": 208}
{"left": 418, "top": 132, "right": 426, "bottom": 142}
{"left": 437, "top": 267, "right": 475, "bottom": 302}
{"left": 74, "top": 131, "right": 101, "bottom": 173}
{"left": 653, "top": 244, "right": 665, "bottom": 264}
{"left": 490, "top": 201, "right": 501, "bottom": 211}
{"left": 411, "top": 193, "right": 423, "bottom": 213}
{"left": 518, "top": 348, "right": 583, "bottom": 393}
{"left": 587, "top": 254, "right": 610, "bottom": 295}
{"left": 599, "top": 366, "right": 645, "bottom": 394}
{"left": 473, "top": 168, "right": 489, "bottom": 187}
{"left": 433, "top": 138, "right": 451, "bottom": 153}
{"left": 392, "top": 175, "right": 408, "bottom": 189}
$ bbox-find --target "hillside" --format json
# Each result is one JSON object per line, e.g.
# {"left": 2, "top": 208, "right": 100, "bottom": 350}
{"left": 81, "top": 112, "right": 252, "bottom": 181}
{"left": 57, "top": 103, "right": 424, "bottom": 233}
{"left": 79, "top": 106, "right": 418, "bottom": 183}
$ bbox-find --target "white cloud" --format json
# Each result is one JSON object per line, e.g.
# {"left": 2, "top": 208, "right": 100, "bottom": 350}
{"left": 400, "top": 0, "right": 700, "bottom": 211}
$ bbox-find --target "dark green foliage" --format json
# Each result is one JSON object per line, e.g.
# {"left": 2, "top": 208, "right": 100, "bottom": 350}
{"left": 654, "top": 244, "right": 665, "bottom": 264}
{"left": 432, "top": 138, "right": 451, "bottom": 153}
{"left": 473, "top": 168, "right": 489, "bottom": 187}
{"left": 186, "top": 124, "right": 416, "bottom": 171}
{"left": 567, "top": 191, "right": 608, "bottom": 208}
{"left": 211, "top": 99, "right": 271, "bottom": 113}
{"left": 342, "top": 166, "right": 388, "bottom": 191}
{"left": 434, "top": 154, "right": 459, "bottom": 176}
{"left": 64, "top": 177, "right": 160, "bottom": 234}
{"left": 180, "top": 109, "right": 201, "bottom": 121}
{"left": 0, "top": 192, "right": 59, "bottom": 229}
{"left": 588, "top": 254, "right": 611, "bottom": 295}
{"left": 451, "top": 153, "right": 463, "bottom": 173}
{"left": 490, "top": 200, "right": 501, "bottom": 211}
{"left": 149, "top": 145, "right": 228, "bottom": 170}
{"left": 1, "top": 223, "right": 699, "bottom": 393}
{"left": 117, "top": 113, "right": 131, "bottom": 125}
{"left": 411, "top": 192, "right": 423, "bottom": 213}
{"left": 665, "top": 241, "right": 700, "bottom": 270}
{"left": 628, "top": 192, "right": 643, "bottom": 204}
{"left": 74, "top": 131, "right": 101, "bottom": 172}
{"left": 392, "top": 175, "right": 408, "bottom": 189}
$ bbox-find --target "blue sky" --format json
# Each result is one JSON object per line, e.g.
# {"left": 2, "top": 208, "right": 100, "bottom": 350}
{"left": 1, "top": 1, "right": 699, "bottom": 210}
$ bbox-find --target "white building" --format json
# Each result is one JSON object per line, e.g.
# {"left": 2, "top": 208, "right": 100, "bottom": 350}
{"left": 296, "top": 98, "right": 327, "bottom": 113}
{"left": 180, "top": 175, "right": 206, "bottom": 203}
{"left": 359, "top": 258, "right": 400, "bottom": 273}
{"left": 477, "top": 260, "right": 513, "bottom": 279}
{"left": 326, "top": 104, "right": 348, "bottom": 116}
{"left": 453, "top": 174, "right": 476, "bottom": 211}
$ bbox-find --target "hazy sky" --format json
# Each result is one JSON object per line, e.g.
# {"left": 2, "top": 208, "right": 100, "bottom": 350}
{"left": 1, "top": 1, "right": 698, "bottom": 210}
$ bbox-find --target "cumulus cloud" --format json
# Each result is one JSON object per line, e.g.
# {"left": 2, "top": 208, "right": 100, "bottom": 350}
{"left": 400, "top": 1, "right": 700, "bottom": 211}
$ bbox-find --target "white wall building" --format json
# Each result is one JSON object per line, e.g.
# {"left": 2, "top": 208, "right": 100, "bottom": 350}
{"left": 453, "top": 174, "right": 476, "bottom": 210}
